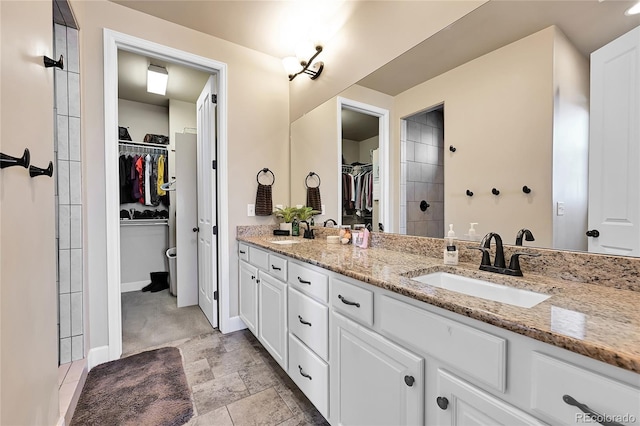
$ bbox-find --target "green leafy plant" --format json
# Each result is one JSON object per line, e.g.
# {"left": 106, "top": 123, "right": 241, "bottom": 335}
{"left": 297, "top": 206, "right": 321, "bottom": 221}
{"left": 273, "top": 206, "right": 299, "bottom": 223}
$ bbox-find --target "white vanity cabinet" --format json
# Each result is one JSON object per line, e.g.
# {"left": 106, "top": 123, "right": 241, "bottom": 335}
{"left": 238, "top": 244, "right": 288, "bottom": 370}
{"left": 330, "top": 311, "right": 425, "bottom": 426}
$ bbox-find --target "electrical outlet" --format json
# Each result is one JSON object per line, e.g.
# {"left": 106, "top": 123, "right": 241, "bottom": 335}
{"left": 321, "top": 204, "right": 325, "bottom": 215}
{"left": 247, "top": 204, "right": 255, "bottom": 216}
{"left": 296, "top": 204, "right": 303, "bottom": 209}
{"left": 275, "top": 204, "right": 283, "bottom": 210}
{"left": 556, "top": 202, "right": 565, "bottom": 216}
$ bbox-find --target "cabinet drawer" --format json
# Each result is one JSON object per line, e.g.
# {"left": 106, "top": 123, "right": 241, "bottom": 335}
{"left": 288, "top": 287, "right": 329, "bottom": 361}
{"left": 331, "top": 278, "right": 374, "bottom": 327}
{"left": 288, "top": 333, "right": 329, "bottom": 418}
{"left": 238, "top": 243, "right": 249, "bottom": 262}
{"left": 248, "top": 246, "right": 269, "bottom": 270}
{"left": 378, "top": 295, "right": 506, "bottom": 392}
{"left": 268, "top": 254, "right": 287, "bottom": 282}
{"left": 531, "top": 352, "right": 640, "bottom": 425}
{"left": 288, "top": 263, "right": 328, "bottom": 303}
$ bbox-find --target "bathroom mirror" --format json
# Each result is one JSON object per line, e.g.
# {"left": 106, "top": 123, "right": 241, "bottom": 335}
{"left": 290, "top": 0, "right": 640, "bottom": 255}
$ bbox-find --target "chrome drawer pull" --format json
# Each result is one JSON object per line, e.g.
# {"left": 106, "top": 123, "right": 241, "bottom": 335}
{"left": 338, "top": 294, "right": 360, "bottom": 308}
{"left": 297, "top": 276, "right": 311, "bottom": 285}
{"left": 298, "top": 315, "right": 312, "bottom": 326}
{"left": 271, "top": 265, "right": 282, "bottom": 271}
{"left": 298, "top": 365, "right": 312, "bottom": 380}
{"left": 563, "top": 395, "right": 623, "bottom": 426}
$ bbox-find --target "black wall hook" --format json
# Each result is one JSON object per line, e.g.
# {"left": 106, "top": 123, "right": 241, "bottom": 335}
{"left": 466, "top": 189, "right": 473, "bottom": 197}
{"left": 43, "top": 55, "right": 64, "bottom": 70}
{"left": 1, "top": 148, "right": 30, "bottom": 169}
{"left": 492, "top": 188, "right": 500, "bottom": 195}
{"left": 522, "top": 185, "right": 532, "bottom": 194}
{"left": 449, "top": 145, "right": 456, "bottom": 152}
{"left": 29, "top": 161, "right": 53, "bottom": 178}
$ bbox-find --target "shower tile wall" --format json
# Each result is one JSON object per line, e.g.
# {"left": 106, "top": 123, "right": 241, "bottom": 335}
{"left": 55, "top": 23, "right": 83, "bottom": 364}
{"left": 405, "top": 110, "right": 444, "bottom": 238}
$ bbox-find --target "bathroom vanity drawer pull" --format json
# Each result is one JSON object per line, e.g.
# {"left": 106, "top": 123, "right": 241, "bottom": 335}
{"left": 239, "top": 250, "right": 246, "bottom": 254}
{"left": 298, "top": 365, "right": 312, "bottom": 380}
{"left": 404, "top": 375, "right": 415, "bottom": 387}
{"left": 436, "top": 396, "right": 449, "bottom": 410}
{"left": 298, "top": 276, "right": 312, "bottom": 285}
{"left": 271, "top": 265, "right": 282, "bottom": 271}
{"left": 338, "top": 294, "right": 360, "bottom": 308}
{"left": 563, "top": 395, "right": 622, "bottom": 426}
{"left": 298, "top": 315, "right": 312, "bottom": 327}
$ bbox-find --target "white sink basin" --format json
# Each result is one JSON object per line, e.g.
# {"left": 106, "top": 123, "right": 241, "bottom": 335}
{"left": 411, "top": 272, "right": 550, "bottom": 308}
{"left": 269, "top": 239, "right": 302, "bottom": 245}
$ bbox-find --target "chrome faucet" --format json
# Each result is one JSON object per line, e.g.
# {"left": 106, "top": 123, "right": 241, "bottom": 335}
{"left": 515, "top": 228, "right": 535, "bottom": 246}
{"left": 476, "top": 232, "right": 540, "bottom": 276}
{"left": 300, "top": 221, "right": 315, "bottom": 239}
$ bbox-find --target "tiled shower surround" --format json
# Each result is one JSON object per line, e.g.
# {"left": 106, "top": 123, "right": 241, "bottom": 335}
{"left": 400, "top": 109, "right": 445, "bottom": 237}
{"left": 54, "top": 23, "right": 83, "bottom": 364}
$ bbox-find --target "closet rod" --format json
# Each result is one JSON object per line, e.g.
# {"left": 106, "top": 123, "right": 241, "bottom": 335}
{"left": 119, "top": 220, "right": 169, "bottom": 227}
{"left": 118, "top": 140, "right": 168, "bottom": 149}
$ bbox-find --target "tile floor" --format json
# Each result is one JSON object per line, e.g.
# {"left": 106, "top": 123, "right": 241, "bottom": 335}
{"left": 123, "top": 293, "right": 328, "bottom": 426}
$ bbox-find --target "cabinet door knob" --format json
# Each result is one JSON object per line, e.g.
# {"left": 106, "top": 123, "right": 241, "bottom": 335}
{"left": 251, "top": 275, "right": 255, "bottom": 280}
{"left": 404, "top": 375, "right": 415, "bottom": 387}
{"left": 436, "top": 396, "right": 449, "bottom": 410}
{"left": 586, "top": 229, "right": 600, "bottom": 238}
{"left": 193, "top": 227, "right": 199, "bottom": 232}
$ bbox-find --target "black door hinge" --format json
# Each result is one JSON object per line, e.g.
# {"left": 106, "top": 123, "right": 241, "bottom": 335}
{"left": 212, "top": 160, "right": 217, "bottom": 169}
{"left": 213, "top": 290, "right": 218, "bottom": 300}
{"left": 212, "top": 94, "right": 217, "bottom": 104}
{"left": 212, "top": 225, "right": 218, "bottom": 235}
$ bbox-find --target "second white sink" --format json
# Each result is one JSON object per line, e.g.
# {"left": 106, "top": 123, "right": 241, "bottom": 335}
{"left": 411, "top": 272, "right": 550, "bottom": 308}
{"left": 269, "top": 239, "right": 302, "bottom": 245}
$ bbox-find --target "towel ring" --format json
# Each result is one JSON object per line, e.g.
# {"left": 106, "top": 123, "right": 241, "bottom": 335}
{"left": 256, "top": 168, "right": 275, "bottom": 185}
{"left": 305, "top": 172, "right": 321, "bottom": 188}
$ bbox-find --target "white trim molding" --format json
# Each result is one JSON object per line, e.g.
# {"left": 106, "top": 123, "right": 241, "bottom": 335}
{"left": 87, "top": 345, "right": 110, "bottom": 370}
{"left": 337, "top": 97, "right": 391, "bottom": 233}
{"left": 102, "top": 29, "right": 230, "bottom": 361}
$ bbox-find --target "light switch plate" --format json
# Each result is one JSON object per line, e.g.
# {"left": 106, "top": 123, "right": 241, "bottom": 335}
{"left": 275, "top": 204, "right": 283, "bottom": 210}
{"left": 322, "top": 204, "right": 325, "bottom": 215}
{"left": 247, "top": 204, "right": 255, "bottom": 216}
{"left": 556, "top": 202, "right": 565, "bottom": 216}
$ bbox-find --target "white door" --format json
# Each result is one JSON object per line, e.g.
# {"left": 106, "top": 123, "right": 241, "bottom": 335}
{"left": 258, "top": 271, "right": 288, "bottom": 370}
{"left": 196, "top": 75, "right": 218, "bottom": 327}
{"left": 588, "top": 26, "right": 640, "bottom": 256}
{"left": 175, "top": 133, "right": 198, "bottom": 307}
{"left": 239, "top": 260, "right": 258, "bottom": 335}
{"left": 330, "top": 311, "right": 424, "bottom": 426}
{"left": 435, "top": 369, "right": 543, "bottom": 426}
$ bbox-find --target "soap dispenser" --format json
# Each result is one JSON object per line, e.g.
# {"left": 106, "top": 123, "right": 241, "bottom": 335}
{"left": 467, "top": 222, "right": 478, "bottom": 241}
{"left": 444, "top": 224, "right": 459, "bottom": 265}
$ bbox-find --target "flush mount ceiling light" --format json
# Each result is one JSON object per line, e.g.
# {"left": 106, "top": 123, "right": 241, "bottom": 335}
{"left": 282, "top": 45, "right": 324, "bottom": 81}
{"left": 147, "top": 64, "right": 168, "bottom": 95}
{"left": 625, "top": 1, "right": 640, "bottom": 15}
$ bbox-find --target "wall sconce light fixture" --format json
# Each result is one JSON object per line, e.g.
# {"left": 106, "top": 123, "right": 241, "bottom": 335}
{"left": 282, "top": 45, "right": 324, "bottom": 81}
{"left": 147, "top": 64, "right": 168, "bottom": 95}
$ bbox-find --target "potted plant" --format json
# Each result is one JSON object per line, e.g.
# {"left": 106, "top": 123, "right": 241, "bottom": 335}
{"left": 296, "top": 206, "right": 321, "bottom": 223}
{"left": 273, "top": 206, "right": 298, "bottom": 233}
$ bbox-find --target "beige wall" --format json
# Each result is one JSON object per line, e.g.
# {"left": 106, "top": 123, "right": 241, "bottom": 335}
{"left": 291, "top": 85, "right": 393, "bottom": 223}
{"left": 0, "top": 1, "right": 59, "bottom": 425}
{"left": 289, "top": 1, "right": 487, "bottom": 121}
{"left": 72, "top": 0, "right": 290, "bottom": 349}
{"left": 394, "top": 27, "right": 557, "bottom": 247}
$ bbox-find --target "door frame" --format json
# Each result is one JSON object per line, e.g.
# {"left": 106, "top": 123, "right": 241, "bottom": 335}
{"left": 337, "top": 97, "right": 391, "bottom": 232}
{"left": 103, "top": 29, "right": 231, "bottom": 361}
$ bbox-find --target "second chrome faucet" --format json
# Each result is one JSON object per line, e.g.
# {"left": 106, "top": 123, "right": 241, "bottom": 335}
{"left": 476, "top": 231, "right": 539, "bottom": 276}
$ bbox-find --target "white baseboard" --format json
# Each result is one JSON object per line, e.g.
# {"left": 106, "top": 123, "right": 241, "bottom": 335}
{"left": 87, "top": 345, "right": 110, "bottom": 370}
{"left": 120, "top": 280, "right": 148, "bottom": 293}
{"left": 221, "top": 315, "right": 246, "bottom": 334}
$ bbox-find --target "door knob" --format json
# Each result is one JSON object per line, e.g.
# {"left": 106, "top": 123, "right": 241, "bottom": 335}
{"left": 586, "top": 229, "right": 600, "bottom": 238}
{"left": 193, "top": 227, "right": 199, "bottom": 233}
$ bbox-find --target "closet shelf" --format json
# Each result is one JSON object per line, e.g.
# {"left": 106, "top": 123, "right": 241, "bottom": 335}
{"left": 118, "top": 140, "right": 169, "bottom": 149}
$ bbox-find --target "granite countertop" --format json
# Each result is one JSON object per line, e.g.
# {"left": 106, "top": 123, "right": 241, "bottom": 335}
{"left": 237, "top": 234, "right": 640, "bottom": 374}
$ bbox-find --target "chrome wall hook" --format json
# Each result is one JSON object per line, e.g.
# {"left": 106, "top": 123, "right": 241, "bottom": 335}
{"left": 43, "top": 55, "right": 64, "bottom": 70}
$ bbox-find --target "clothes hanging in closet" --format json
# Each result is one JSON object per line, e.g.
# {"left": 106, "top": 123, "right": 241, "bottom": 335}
{"left": 342, "top": 166, "right": 373, "bottom": 212}
{"left": 118, "top": 151, "right": 169, "bottom": 207}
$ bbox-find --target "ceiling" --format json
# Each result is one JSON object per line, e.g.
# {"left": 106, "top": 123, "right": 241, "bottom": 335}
{"left": 118, "top": 50, "right": 211, "bottom": 107}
